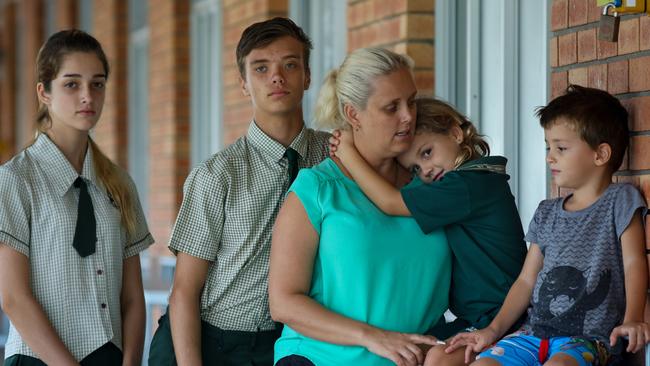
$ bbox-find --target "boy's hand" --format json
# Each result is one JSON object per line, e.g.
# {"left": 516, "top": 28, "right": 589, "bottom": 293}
{"left": 328, "top": 129, "right": 354, "bottom": 160}
{"left": 609, "top": 321, "right": 650, "bottom": 353}
{"left": 445, "top": 327, "right": 499, "bottom": 364}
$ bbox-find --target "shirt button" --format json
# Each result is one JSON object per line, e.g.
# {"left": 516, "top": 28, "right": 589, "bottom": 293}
{"left": 101, "top": 303, "right": 107, "bottom": 309}
{"left": 97, "top": 269, "right": 103, "bottom": 275}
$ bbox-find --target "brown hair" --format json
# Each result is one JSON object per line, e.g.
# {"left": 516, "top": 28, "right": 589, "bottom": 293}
{"left": 536, "top": 84, "right": 629, "bottom": 171}
{"left": 36, "top": 29, "right": 137, "bottom": 237}
{"left": 415, "top": 97, "right": 490, "bottom": 168}
{"left": 236, "top": 17, "right": 312, "bottom": 79}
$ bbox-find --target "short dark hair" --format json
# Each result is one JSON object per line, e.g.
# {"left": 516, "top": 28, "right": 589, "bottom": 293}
{"left": 536, "top": 84, "right": 629, "bottom": 171}
{"left": 236, "top": 17, "right": 312, "bottom": 79}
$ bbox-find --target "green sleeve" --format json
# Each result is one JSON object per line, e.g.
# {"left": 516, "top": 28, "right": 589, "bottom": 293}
{"left": 401, "top": 172, "right": 471, "bottom": 234}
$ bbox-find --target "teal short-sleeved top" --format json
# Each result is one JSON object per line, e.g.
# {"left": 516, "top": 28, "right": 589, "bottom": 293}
{"left": 274, "top": 159, "right": 451, "bottom": 366}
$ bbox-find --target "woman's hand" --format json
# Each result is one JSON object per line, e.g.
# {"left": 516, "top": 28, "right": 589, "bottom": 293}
{"left": 363, "top": 328, "right": 440, "bottom": 366}
{"left": 445, "top": 327, "right": 499, "bottom": 364}
{"left": 328, "top": 129, "right": 354, "bottom": 160}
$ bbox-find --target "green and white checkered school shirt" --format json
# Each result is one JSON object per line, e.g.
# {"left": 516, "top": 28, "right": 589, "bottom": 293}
{"left": 0, "top": 134, "right": 154, "bottom": 361}
{"left": 169, "top": 121, "right": 329, "bottom": 331}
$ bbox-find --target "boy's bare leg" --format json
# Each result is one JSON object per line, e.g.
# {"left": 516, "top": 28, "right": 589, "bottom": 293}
{"left": 543, "top": 353, "right": 579, "bottom": 366}
{"left": 470, "top": 358, "right": 502, "bottom": 366}
{"left": 423, "top": 344, "right": 475, "bottom": 366}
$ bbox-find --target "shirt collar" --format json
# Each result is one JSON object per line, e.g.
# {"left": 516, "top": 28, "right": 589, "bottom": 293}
{"left": 247, "top": 120, "right": 310, "bottom": 163}
{"left": 457, "top": 156, "right": 508, "bottom": 175}
{"left": 30, "top": 134, "right": 98, "bottom": 197}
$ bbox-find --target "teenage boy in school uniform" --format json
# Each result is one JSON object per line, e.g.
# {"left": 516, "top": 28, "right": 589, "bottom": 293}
{"left": 148, "top": 17, "right": 329, "bottom": 366}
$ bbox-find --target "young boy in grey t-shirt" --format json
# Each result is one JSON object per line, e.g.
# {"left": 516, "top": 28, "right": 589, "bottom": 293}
{"left": 445, "top": 85, "right": 650, "bottom": 366}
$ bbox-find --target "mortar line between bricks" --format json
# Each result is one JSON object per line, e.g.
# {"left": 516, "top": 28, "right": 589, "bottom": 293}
{"left": 550, "top": 13, "right": 645, "bottom": 37}
{"left": 630, "top": 130, "right": 650, "bottom": 136}
{"left": 551, "top": 50, "right": 650, "bottom": 73}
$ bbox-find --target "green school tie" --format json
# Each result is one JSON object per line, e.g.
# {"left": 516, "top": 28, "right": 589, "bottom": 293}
{"left": 72, "top": 177, "right": 97, "bottom": 257}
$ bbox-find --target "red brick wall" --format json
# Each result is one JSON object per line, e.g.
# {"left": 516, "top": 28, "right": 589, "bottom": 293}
{"left": 221, "top": 0, "right": 288, "bottom": 145}
{"left": 549, "top": 0, "right": 650, "bottom": 202}
{"left": 55, "top": 0, "right": 76, "bottom": 29}
{"left": 0, "top": 2, "right": 17, "bottom": 162}
{"left": 147, "top": 0, "right": 190, "bottom": 255}
{"left": 0, "top": 0, "right": 76, "bottom": 163}
{"left": 347, "top": 0, "right": 435, "bottom": 96}
{"left": 92, "top": 0, "right": 128, "bottom": 167}
{"left": 17, "top": 0, "right": 43, "bottom": 150}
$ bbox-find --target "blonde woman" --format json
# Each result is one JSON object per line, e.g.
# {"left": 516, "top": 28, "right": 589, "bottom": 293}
{"left": 269, "top": 48, "right": 451, "bottom": 366}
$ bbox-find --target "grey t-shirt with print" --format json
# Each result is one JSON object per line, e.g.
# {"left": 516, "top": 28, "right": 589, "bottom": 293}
{"left": 523, "top": 183, "right": 645, "bottom": 345}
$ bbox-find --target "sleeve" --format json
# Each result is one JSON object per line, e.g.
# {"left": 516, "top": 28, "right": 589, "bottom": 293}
{"left": 524, "top": 204, "right": 542, "bottom": 245}
{"left": 288, "top": 169, "right": 323, "bottom": 235}
{"left": 123, "top": 173, "right": 155, "bottom": 258}
{"left": 0, "top": 167, "right": 31, "bottom": 257}
{"left": 525, "top": 199, "right": 554, "bottom": 253}
{"left": 168, "top": 164, "right": 226, "bottom": 261}
{"left": 400, "top": 172, "right": 471, "bottom": 234}
{"left": 614, "top": 184, "right": 647, "bottom": 240}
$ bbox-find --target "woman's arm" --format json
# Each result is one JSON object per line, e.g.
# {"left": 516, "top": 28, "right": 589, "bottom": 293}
{"left": 331, "top": 130, "right": 411, "bottom": 216}
{"left": 269, "top": 193, "right": 435, "bottom": 366}
{"left": 120, "top": 254, "right": 145, "bottom": 366}
{"left": 609, "top": 212, "right": 650, "bottom": 353}
{"left": 0, "top": 244, "right": 79, "bottom": 366}
{"left": 168, "top": 253, "right": 210, "bottom": 366}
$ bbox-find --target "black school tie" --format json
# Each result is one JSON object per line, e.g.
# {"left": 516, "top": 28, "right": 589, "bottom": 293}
{"left": 284, "top": 147, "right": 299, "bottom": 185}
{"left": 72, "top": 177, "right": 97, "bottom": 257}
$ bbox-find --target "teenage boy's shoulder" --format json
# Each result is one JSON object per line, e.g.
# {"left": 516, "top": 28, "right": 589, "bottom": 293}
{"left": 183, "top": 135, "right": 251, "bottom": 192}
{"left": 305, "top": 127, "right": 332, "bottom": 156}
{"left": 186, "top": 127, "right": 330, "bottom": 187}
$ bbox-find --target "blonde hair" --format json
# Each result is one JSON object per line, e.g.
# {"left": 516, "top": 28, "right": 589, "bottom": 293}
{"left": 35, "top": 30, "right": 137, "bottom": 237}
{"left": 415, "top": 98, "right": 490, "bottom": 168}
{"left": 313, "top": 48, "right": 414, "bottom": 130}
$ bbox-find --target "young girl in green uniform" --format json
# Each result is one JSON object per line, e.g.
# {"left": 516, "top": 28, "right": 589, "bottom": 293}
{"left": 330, "top": 97, "right": 527, "bottom": 366}
{"left": 0, "top": 30, "right": 153, "bottom": 366}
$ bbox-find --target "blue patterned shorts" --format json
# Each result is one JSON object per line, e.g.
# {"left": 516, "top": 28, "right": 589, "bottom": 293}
{"left": 476, "top": 332, "right": 607, "bottom": 366}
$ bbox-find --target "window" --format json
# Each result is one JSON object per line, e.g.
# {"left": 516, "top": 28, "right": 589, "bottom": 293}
{"left": 128, "top": 0, "right": 149, "bottom": 214}
{"left": 77, "top": 0, "right": 93, "bottom": 33}
{"left": 190, "top": 0, "right": 222, "bottom": 166}
{"left": 0, "top": 311, "right": 8, "bottom": 359}
{"left": 435, "top": 0, "right": 548, "bottom": 226}
{"left": 290, "top": 0, "right": 347, "bottom": 127}
{"left": 43, "top": 0, "right": 57, "bottom": 38}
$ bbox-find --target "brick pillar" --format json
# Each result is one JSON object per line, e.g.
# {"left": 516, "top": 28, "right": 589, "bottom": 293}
{"left": 92, "top": 0, "right": 128, "bottom": 167}
{"left": 148, "top": 0, "right": 190, "bottom": 254}
{"left": 347, "top": 0, "right": 435, "bottom": 96}
{"left": 221, "top": 0, "right": 288, "bottom": 145}
{"left": 55, "top": 0, "right": 77, "bottom": 30}
{"left": 0, "top": 2, "right": 17, "bottom": 162}
{"left": 16, "top": 0, "right": 43, "bottom": 150}
{"left": 548, "top": 0, "right": 650, "bottom": 204}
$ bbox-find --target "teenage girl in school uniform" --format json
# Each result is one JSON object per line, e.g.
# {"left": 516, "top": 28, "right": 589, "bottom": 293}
{"left": 0, "top": 29, "right": 153, "bottom": 366}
